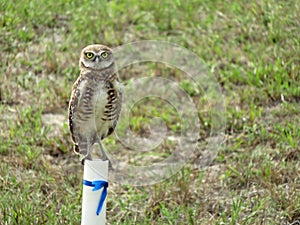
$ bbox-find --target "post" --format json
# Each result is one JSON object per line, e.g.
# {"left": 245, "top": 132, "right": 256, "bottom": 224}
{"left": 81, "top": 160, "right": 109, "bottom": 225}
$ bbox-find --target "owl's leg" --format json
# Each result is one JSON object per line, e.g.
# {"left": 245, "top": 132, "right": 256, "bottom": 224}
{"left": 80, "top": 141, "right": 92, "bottom": 165}
{"left": 97, "top": 137, "right": 113, "bottom": 168}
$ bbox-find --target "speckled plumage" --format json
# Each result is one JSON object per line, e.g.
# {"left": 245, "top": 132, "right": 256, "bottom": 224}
{"left": 68, "top": 44, "right": 122, "bottom": 162}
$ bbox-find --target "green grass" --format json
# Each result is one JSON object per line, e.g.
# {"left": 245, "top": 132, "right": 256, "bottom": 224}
{"left": 1, "top": 0, "right": 300, "bottom": 224}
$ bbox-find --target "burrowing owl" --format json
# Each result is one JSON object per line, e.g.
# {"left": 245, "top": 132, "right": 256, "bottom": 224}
{"left": 68, "top": 44, "right": 122, "bottom": 163}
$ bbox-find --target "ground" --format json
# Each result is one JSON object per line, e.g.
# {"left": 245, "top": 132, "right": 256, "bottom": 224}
{"left": 0, "top": 0, "right": 299, "bottom": 224}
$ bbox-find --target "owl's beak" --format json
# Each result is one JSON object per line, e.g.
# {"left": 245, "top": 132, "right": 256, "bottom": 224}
{"left": 94, "top": 55, "right": 100, "bottom": 62}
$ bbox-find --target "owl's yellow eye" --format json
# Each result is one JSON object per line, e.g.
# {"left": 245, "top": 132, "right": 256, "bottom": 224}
{"left": 85, "top": 52, "right": 94, "bottom": 59}
{"left": 101, "top": 52, "right": 108, "bottom": 58}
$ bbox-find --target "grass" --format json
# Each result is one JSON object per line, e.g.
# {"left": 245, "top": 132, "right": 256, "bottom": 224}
{"left": 1, "top": 0, "right": 300, "bottom": 224}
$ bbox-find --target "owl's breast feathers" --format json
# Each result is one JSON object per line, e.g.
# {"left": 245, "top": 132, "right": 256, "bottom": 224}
{"left": 68, "top": 71, "right": 122, "bottom": 150}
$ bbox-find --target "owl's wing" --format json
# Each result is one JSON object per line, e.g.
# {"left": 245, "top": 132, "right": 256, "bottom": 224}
{"left": 68, "top": 75, "right": 89, "bottom": 152}
{"left": 105, "top": 79, "right": 123, "bottom": 137}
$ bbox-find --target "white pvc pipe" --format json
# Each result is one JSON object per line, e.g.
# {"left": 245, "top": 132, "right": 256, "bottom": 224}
{"left": 81, "top": 160, "right": 109, "bottom": 225}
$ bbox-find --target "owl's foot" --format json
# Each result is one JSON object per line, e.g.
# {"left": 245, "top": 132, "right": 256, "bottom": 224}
{"left": 101, "top": 151, "right": 115, "bottom": 170}
{"left": 80, "top": 153, "right": 92, "bottom": 165}
{"left": 80, "top": 156, "right": 113, "bottom": 170}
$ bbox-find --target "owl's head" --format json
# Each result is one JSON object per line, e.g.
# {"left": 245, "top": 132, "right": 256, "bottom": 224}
{"left": 79, "top": 44, "right": 114, "bottom": 71}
